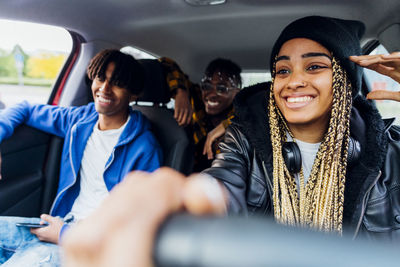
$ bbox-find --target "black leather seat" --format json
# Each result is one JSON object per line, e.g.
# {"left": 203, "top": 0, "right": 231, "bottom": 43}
{"left": 132, "top": 59, "right": 193, "bottom": 175}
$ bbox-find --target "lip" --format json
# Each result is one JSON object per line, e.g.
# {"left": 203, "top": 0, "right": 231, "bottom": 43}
{"left": 203, "top": 97, "right": 221, "bottom": 107}
{"left": 206, "top": 100, "right": 219, "bottom": 107}
{"left": 283, "top": 94, "right": 315, "bottom": 109}
{"left": 96, "top": 94, "right": 113, "bottom": 105}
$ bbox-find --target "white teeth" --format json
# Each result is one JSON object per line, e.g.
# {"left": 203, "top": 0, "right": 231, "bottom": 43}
{"left": 287, "top": 96, "right": 313, "bottom": 103}
{"left": 207, "top": 100, "right": 219, "bottom": 107}
{"left": 98, "top": 95, "right": 111, "bottom": 103}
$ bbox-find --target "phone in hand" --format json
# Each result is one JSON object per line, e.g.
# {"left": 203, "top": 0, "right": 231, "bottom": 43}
{"left": 15, "top": 222, "right": 49, "bottom": 228}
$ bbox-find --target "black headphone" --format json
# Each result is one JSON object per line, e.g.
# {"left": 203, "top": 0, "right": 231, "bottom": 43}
{"left": 282, "top": 137, "right": 361, "bottom": 174}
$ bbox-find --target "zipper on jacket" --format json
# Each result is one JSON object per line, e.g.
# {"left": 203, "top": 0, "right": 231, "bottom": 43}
{"left": 104, "top": 148, "right": 116, "bottom": 172}
{"left": 262, "top": 160, "right": 273, "bottom": 214}
{"left": 104, "top": 112, "right": 133, "bottom": 173}
{"left": 49, "top": 124, "right": 79, "bottom": 214}
{"left": 261, "top": 160, "right": 273, "bottom": 192}
{"left": 352, "top": 170, "right": 382, "bottom": 239}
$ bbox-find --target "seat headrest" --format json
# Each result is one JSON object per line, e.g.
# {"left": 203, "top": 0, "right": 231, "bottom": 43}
{"left": 137, "top": 59, "right": 170, "bottom": 104}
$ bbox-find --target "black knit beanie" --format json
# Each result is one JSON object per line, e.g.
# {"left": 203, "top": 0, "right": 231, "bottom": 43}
{"left": 270, "top": 16, "right": 365, "bottom": 97}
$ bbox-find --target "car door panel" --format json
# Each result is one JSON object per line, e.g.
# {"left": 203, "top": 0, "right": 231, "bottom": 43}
{"left": 0, "top": 125, "right": 51, "bottom": 217}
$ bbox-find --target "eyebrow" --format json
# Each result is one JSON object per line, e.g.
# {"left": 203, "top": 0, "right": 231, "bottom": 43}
{"left": 302, "top": 52, "right": 332, "bottom": 60}
{"left": 276, "top": 55, "right": 289, "bottom": 62}
{"left": 276, "top": 52, "right": 332, "bottom": 62}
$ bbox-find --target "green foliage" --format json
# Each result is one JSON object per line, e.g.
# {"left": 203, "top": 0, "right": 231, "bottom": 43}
{"left": 0, "top": 54, "right": 17, "bottom": 77}
{"left": 0, "top": 44, "right": 67, "bottom": 84}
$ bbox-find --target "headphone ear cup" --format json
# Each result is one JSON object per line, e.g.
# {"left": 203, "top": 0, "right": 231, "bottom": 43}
{"left": 347, "top": 137, "right": 361, "bottom": 166}
{"left": 282, "top": 142, "right": 302, "bottom": 174}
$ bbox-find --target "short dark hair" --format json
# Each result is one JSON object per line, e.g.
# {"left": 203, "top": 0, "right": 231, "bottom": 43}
{"left": 86, "top": 49, "right": 144, "bottom": 95}
{"left": 204, "top": 58, "right": 242, "bottom": 88}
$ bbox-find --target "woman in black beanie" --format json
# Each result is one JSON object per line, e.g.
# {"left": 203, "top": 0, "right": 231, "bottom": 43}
{"left": 201, "top": 15, "right": 400, "bottom": 239}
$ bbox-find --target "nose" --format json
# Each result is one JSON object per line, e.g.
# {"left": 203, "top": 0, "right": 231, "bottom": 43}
{"left": 287, "top": 69, "right": 307, "bottom": 90}
{"left": 99, "top": 80, "right": 111, "bottom": 92}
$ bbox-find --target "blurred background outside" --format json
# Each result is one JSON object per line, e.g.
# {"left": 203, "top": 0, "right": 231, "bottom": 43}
{"left": 0, "top": 19, "right": 72, "bottom": 107}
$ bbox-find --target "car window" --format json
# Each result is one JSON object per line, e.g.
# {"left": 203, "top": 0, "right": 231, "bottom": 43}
{"left": 363, "top": 44, "right": 400, "bottom": 123}
{"left": 0, "top": 19, "right": 72, "bottom": 108}
{"left": 241, "top": 72, "right": 271, "bottom": 88}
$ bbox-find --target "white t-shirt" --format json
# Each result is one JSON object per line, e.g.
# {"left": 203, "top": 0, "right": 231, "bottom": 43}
{"left": 68, "top": 117, "right": 130, "bottom": 221}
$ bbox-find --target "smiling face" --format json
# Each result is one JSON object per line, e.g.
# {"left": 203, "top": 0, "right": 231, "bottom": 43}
{"left": 201, "top": 72, "right": 239, "bottom": 115}
{"left": 91, "top": 62, "right": 133, "bottom": 129}
{"left": 273, "top": 38, "right": 333, "bottom": 139}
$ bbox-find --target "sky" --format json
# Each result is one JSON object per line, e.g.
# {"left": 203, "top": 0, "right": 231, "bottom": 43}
{"left": 0, "top": 19, "right": 72, "bottom": 53}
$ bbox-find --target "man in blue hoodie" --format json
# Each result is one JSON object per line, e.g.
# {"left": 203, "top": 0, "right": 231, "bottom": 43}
{"left": 0, "top": 49, "right": 162, "bottom": 266}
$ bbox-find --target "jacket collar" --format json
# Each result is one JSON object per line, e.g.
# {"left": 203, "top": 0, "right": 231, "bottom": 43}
{"left": 75, "top": 104, "right": 148, "bottom": 147}
{"left": 233, "top": 82, "right": 272, "bottom": 164}
{"left": 343, "top": 96, "right": 388, "bottom": 229}
{"left": 69, "top": 105, "right": 148, "bottom": 176}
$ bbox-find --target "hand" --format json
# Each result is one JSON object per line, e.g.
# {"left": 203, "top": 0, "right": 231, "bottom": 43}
{"left": 62, "top": 168, "right": 227, "bottom": 267}
{"left": 203, "top": 122, "right": 226, "bottom": 160}
{"left": 30, "top": 214, "right": 64, "bottom": 244}
{"left": 174, "top": 89, "right": 193, "bottom": 127}
{"left": 350, "top": 52, "right": 400, "bottom": 101}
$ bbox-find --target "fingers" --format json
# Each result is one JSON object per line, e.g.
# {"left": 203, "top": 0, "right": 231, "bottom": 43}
{"left": 183, "top": 174, "right": 228, "bottom": 215}
{"left": 350, "top": 55, "right": 388, "bottom": 68}
{"left": 175, "top": 107, "right": 184, "bottom": 125}
{"left": 173, "top": 89, "right": 193, "bottom": 127}
{"left": 181, "top": 108, "right": 193, "bottom": 127}
{"left": 367, "top": 90, "right": 400, "bottom": 101}
{"left": 350, "top": 54, "right": 400, "bottom": 83}
{"left": 62, "top": 168, "right": 230, "bottom": 267}
{"left": 177, "top": 108, "right": 192, "bottom": 127}
{"left": 62, "top": 168, "right": 187, "bottom": 267}
{"left": 40, "top": 214, "right": 53, "bottom": 223}
{"left": 350, "top": 54, "right": 399, "bottom": 66}
{"left": 174, "top": 103, "right": 193, "bottom": 127}
{"left": 203, "top": 123, "right": 226, "bottom": 160}
{"left": 202, "top": 136, "right": 214, "bottom": 160}
{"left": 206, "top": 144, "right": 214, "bottom": 160}
{"left": 382, "top": 52, "right": 400, "bottom": 60}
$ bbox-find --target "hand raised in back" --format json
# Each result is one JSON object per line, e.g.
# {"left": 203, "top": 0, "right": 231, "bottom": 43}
{"left": 174, "top": 89, "right": 193, "bottom": 127}
{"left": 203, "top": 122, "right": 226, "bottom": 160}
{"left": 350, "top": 52, "right": 400, "bottom": 101}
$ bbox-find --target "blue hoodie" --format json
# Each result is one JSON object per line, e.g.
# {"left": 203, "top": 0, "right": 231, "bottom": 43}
{"left": 0, "top": 101, "right": 162, "bottom": 217}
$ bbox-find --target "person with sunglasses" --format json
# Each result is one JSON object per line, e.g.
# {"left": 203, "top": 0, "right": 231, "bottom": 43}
{"left": 160, "top": 57, "right": 242, "bottom": 172}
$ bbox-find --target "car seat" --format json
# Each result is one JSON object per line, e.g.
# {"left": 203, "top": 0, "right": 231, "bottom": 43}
{"left": 132, "top": 59, "right": 193, "bottom": 175}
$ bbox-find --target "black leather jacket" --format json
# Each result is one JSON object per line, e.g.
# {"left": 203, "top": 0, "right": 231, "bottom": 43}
{"left": 203, "top": 83, "right": 400, "bottom": 240}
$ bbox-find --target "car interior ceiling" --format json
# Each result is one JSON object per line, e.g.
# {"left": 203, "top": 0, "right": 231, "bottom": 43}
{"left": 0, "top": 0, "right": 399, "bottom": 80}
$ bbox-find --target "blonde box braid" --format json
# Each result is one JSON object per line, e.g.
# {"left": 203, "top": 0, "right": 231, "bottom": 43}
{"left": 269, "top": 57, "right": 352, "bottom": 234}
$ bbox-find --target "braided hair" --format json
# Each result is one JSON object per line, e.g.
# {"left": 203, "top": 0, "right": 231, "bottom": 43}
{"left": 269, "top": 56, "right": 352, "bottom": 234}
{"left": 87, "top": 49, "right": 144, "bottom": 96}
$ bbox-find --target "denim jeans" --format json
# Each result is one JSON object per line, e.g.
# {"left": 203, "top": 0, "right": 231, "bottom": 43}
{"left": 0, "top": 216, "right": 60, "bottom": 266}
